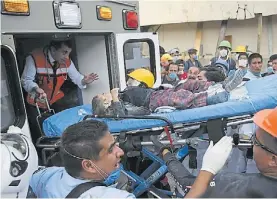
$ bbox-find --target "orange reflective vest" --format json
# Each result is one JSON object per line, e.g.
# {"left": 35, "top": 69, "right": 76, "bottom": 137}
{"left": 26, "top": 48, "right": 71, "bottom": 109}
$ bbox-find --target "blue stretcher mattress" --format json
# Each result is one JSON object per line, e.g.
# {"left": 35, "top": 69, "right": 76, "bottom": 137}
{"left": 43, "top": 74, "right": 277, "bottom": 136}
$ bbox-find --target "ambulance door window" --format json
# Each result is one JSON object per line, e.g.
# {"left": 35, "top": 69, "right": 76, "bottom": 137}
{"left": 1, "top": 57, "right": 16, "bottom": 131}
{"left": 1, "top": 46, "right": 26, "bottom": 132}
{"left": 123, "top": 40, "right": 156, "bottom": 82}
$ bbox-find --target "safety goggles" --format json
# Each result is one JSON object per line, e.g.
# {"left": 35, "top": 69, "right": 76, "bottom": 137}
{"left": 252, "top": 134, "right": 277, "bottom": 156}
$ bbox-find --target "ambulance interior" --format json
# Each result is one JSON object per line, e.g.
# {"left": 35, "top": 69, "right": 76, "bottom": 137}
{"left": 15, "top": 34, "right": 112, "bottom": 106}
{"left": 14, "top": 34, "right": 153, "bottom": 103}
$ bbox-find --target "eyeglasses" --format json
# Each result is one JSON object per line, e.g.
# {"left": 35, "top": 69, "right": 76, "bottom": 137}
{"left": 252, "top": 135, "right": 277, "bottom": 156}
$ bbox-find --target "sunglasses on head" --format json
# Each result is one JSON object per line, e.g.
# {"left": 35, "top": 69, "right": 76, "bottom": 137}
{"left": 252, "top": 134, "right": 277, "bottom": 156}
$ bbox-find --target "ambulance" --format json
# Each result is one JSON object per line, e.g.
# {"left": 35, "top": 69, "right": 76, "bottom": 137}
{"left": 1, "top": 0, "right": 160, "bottom": 197}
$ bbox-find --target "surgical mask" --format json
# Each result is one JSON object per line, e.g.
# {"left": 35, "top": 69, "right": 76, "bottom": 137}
{"left": 127, "top": 78, "right": 141, "bottom": 87}
{"left": 193, "top": 55, "right": 198, "bottom": 60}
{"left": 219, "top": 49, "right": 228, "bottom": 57}
{"left": 89, "top": 160, "right": 121, "bottom": 186}
{"left": 172, "top": 56, "right": 179, "bottom": 63}
{"left": 168, "top": 72, "right": 178, "bottom": 80}
{"left": 251, "top": 71, "right": 261, "bottom": 77}
{"left": 103, "top": 164, "right": 123, "bottom": 186}
{"left": 235, "top": 54, "right": 240, "bottom": 61}
{"left": 267, "top": 66, "right": 274, "bottom": 74}
{"left": 238, "top": 59, "right": 248, "bottom": 68}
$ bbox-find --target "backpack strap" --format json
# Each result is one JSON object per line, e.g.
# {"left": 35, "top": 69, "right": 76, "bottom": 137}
{"left": 66, "top": 181, "right": 106, "bottom": 198}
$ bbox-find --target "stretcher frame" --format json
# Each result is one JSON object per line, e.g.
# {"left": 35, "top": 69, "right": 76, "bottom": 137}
{"left": 35, "top": 113, "right": 254, "bottom": 197}
{"left": 36, "top": 114, "right": 254, "bottom": 163}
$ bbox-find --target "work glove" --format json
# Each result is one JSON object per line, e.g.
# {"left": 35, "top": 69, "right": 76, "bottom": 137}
{"left": 150, "top": 135, "right": 171, "bottom": 155}
{"left": 201, "top": 136, "right": 233, "bottom": 175}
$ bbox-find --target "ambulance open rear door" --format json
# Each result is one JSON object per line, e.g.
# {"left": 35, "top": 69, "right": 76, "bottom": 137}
{"left": 114, "top": 32, "right": 161, "bottom": 90}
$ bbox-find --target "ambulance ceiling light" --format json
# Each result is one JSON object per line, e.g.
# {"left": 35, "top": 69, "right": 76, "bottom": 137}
{"left": 53, "top": 0, "right": 82, "bottom": 29}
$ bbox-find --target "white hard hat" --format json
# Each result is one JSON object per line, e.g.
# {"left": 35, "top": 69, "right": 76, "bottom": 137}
{"left": 1, "top": 126, "right": 38, "bottom": 196}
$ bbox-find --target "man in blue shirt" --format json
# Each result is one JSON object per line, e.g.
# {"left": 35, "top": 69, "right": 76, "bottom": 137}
{"left": 184, "top": 48, "right": 202, "bottom": 71}
{"left": 28, "top": 120, "right": 135, "bottom": 198}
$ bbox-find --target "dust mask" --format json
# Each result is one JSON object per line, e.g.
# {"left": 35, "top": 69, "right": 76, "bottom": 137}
{"left": 219, "top": 49, "right": 228, "bottom": 57}
{"left": 127, "top": 78, "right": 141, "bottom": 87}
{"left": 238, "top": 59, "right": 248, "bottom": 68}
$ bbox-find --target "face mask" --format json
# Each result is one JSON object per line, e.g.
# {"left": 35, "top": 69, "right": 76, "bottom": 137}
{"left": 219, "top": 49, "right": 228, "bottom": 57}
{"left": 235, "top": 54, "right": 240, "bottom": 61}
{"left": 103, "top": 164, "right": 123, "bottom": 186}
{"left": 251, "top": 71, "right": 261, "bottom": 77}
{"left": 238, "top": 59, "right": 248, "bottom": 68}
{"left": 168, "top": 72, "right": 178, "bottom": 80}
{"left": 89, "top": 161, "right": 122, "bottom": 186}
{"left": 193, "top": 55, "right": 198, "bottom": 60}
{"left": 267, "top": 66, "right": 274, "bottom": 74}
{"left": 127, "top": 78, "right": 141, "bottom": 87}
{"left": 172, "top": 56, "right": 179, "bottom": 63}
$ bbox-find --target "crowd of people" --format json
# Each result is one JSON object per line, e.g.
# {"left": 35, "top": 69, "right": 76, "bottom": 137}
{"left": 159, "top": 40, "right": 276, "bottom": 87}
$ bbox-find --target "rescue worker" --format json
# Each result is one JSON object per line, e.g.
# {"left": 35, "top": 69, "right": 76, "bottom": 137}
{"left": 168, "top": 47, "right": 181, "bottom": 62}
{"left": 186, "top": 107, "right": 277, "bottom": 198}
{"left": 263, "top": 54, "right": 277, "bottom": 76}
{"left": 184, "top": 48, "right": 202, "bottom": 71}
{"left": 236, "top": 52, "right": 249, "bottom": 69}
{"left": 160, "top": 53, "right": 173, "bottom": 77}
{"left": 152, "top": 107, "right": 277, "bottom": 198}
{"left": 244, "top": 53, "right": 263, "bottom": 80}
{"left": 21, "top": 39, "right": 99, "bottom": 110}
{"left": 210, "top": 40, "right": 236, "bottom": 72}
{"left": 28, "top": 120, "right": 135, "bottom": 198}
{"left": 232, "top": 45, "right": 247, "bottom": 61}
{"left": 21, "top": 39, "right": 99, "bottom": 142}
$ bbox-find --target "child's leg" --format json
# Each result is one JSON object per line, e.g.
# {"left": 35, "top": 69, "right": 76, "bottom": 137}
{"left": 224, "top": 68, "right": 248, "bottom": 92}
{"left": 206, "top": 91, "right": 229, "bottom": 105}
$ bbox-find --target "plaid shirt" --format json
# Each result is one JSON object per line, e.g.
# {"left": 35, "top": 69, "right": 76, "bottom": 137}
{"left": 149, "top": 79, "right": 211, "bottom": 111}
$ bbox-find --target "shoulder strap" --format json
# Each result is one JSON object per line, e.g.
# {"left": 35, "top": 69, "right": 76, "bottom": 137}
{"left": 66, "top": 181, "right": 106, "bottom": 198}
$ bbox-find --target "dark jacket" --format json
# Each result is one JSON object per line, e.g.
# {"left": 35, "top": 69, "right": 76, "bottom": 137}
{"left": 105, "top": 101, "right": 151, "bottom": 116}
{"left": 163, "top": 152, "right": 277, "bottom": 198}
{"left": 184, "top": 59, "right": 202, "bottom": 71}
{"left": 210, "top": 57, "right": 236, "bottom": 72}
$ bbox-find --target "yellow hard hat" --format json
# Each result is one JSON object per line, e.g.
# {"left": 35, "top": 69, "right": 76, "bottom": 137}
{"left": 127, "top": 68, "right": 155, "bottom": 88}
{"left": 161, "top": 54, "right": 173, "bottom": 62}
{"left": 233, "top": 45, "right": 247, "bottom": 53}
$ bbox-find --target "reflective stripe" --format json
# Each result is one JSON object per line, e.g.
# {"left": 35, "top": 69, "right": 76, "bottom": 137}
{"left": 36, "top": 68, "right": 68, "bottom": 74}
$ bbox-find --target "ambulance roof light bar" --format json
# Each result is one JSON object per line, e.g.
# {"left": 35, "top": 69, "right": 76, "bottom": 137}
{"left": 53, "top": 0, "right": 82, "bottom": 29}
{"left": 1, "top": 0, "right": 30, "bottom": 16}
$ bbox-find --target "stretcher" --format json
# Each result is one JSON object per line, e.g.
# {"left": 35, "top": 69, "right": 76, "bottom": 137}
{"left": 42, "top": 74, "right": 277, "bottom": 137}
{"left": 35, "top": 75, "right": 277, "bottom": 197}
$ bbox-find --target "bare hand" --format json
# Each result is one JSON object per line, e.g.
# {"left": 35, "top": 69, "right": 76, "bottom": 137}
{"left": 35, "top": 87, "right": 47, "bottom": 99}
{"left": 82, "top": 73, "right": 99, "bottom": 85}
{"left": 110, "top": 88, "right": 119, "bottom": 102}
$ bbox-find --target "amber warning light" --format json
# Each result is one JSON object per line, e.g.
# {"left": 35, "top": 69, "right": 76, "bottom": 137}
{"left": 1, "top": 0, "right": 30, "bottom": 15}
